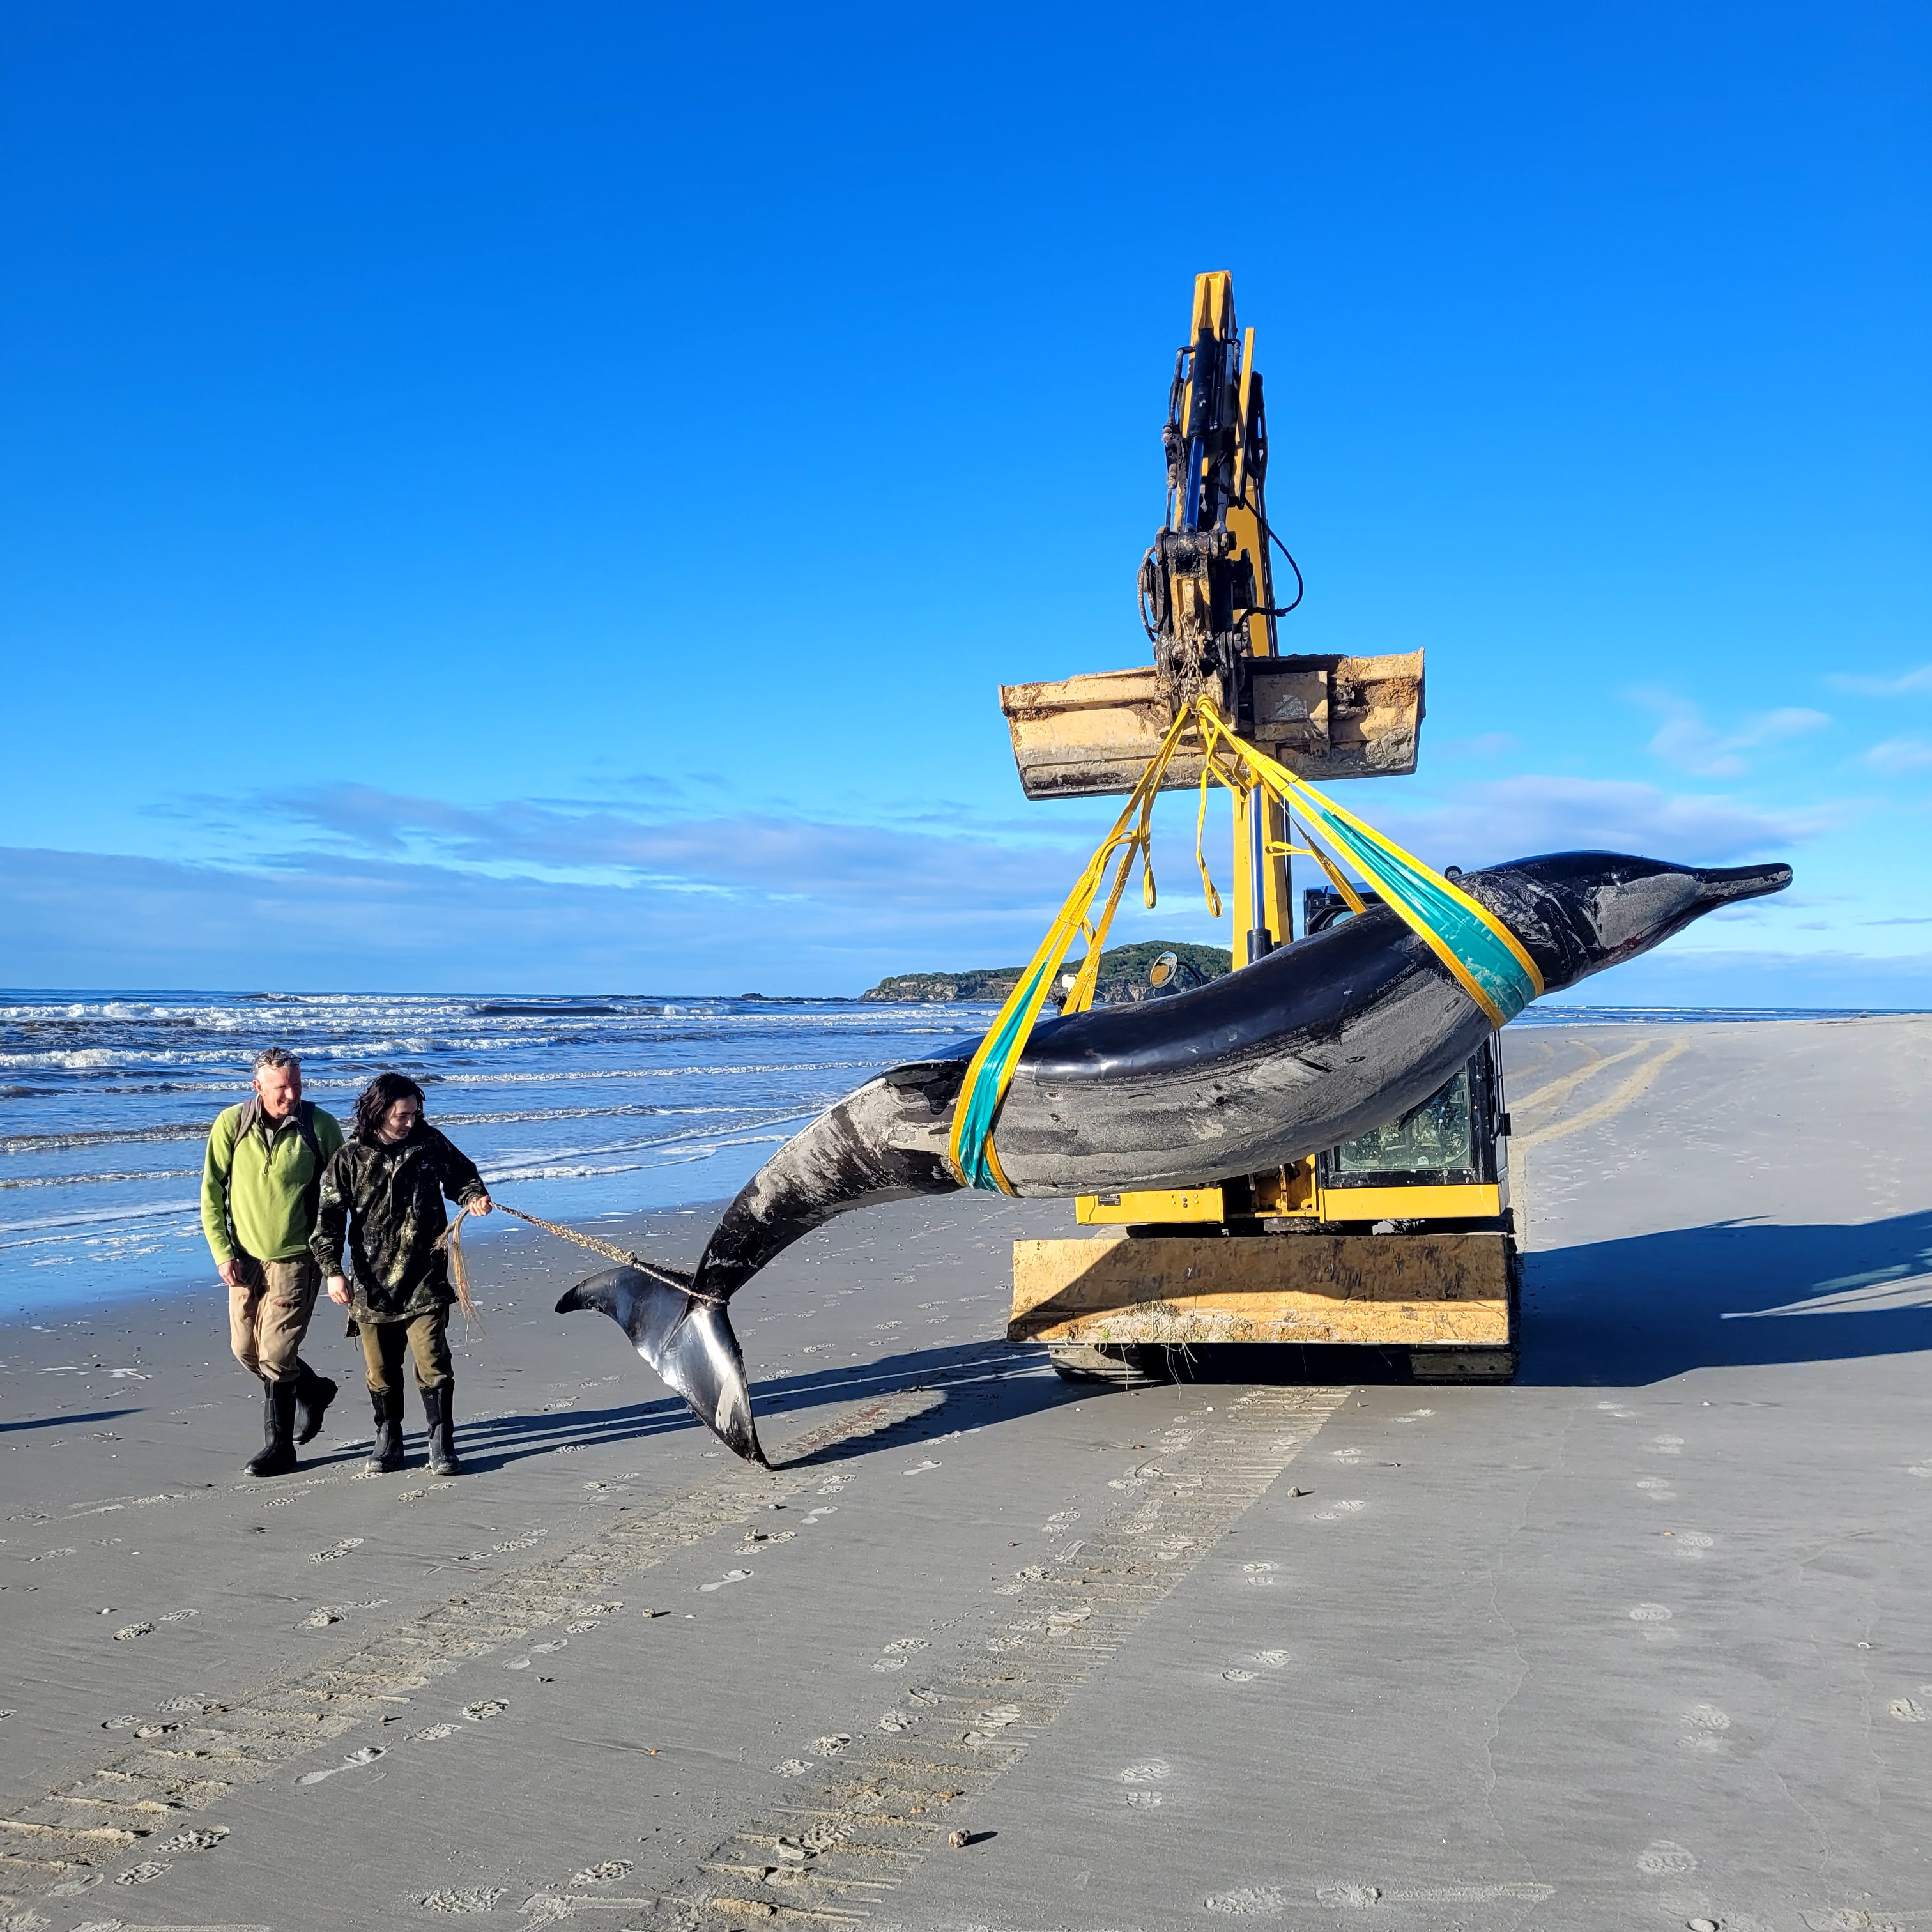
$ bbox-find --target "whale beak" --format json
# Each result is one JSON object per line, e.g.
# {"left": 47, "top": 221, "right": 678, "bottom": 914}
{"left": 557, "top": 1267, "right": 769, "bottom": 1467}
{"left": 1693, "top": 861, "right": 1793, "bottom": 907}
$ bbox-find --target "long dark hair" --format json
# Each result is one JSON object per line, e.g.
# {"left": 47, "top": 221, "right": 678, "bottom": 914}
{"left": 353, "top": 1071, "right": 427, "bottom": 1143}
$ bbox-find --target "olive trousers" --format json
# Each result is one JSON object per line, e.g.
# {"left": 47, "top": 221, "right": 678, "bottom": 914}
{"left": 357, "top": 1306, "right": 454, "bottom": 1393}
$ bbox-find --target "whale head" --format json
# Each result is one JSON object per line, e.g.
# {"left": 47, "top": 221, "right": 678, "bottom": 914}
{"left": 1466, "top": 851, "right": 1793, "bottom": 994}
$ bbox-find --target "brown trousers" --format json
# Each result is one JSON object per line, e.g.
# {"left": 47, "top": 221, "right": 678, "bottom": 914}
{"left": 358, "top": 1306, "right": 454, "bottom": 1394}
{"left": 227, "top": 1255, "right": 321, "bottom": 1384}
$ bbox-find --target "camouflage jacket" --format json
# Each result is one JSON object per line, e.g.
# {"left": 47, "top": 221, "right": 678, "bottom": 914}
{"left": 310, "top": 1124, "right": 486, "bottom": 1322}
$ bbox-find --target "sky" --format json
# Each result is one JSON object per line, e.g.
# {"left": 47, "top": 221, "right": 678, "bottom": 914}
{"left": 2, "top": 3, "right": 1927, "bottom": 1004}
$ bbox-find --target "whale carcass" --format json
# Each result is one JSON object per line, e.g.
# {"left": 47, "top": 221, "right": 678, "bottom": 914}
{"left": 559, "top": 850, "right": 1791, "bottom": 1461}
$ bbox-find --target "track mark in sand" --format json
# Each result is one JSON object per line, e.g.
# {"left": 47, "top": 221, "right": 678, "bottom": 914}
{"left": 654, "top": 1384, "right": 1346, "bottom": 1926}
{"left": 1507, "top": 1037, "right": 1656, "bottom": 1120}
{"left": 1308, "top": 1880, "right": 1556, "bottom": 1908}
{"left": 1514, "top": 1039, "right": 1688, "bottom": 1151}
{"left": 0, "top": 1386, "right": 950, "bottom": 1895}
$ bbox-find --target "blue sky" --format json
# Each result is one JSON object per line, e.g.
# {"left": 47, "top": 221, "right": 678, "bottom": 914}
{"left": 3, "top": 3, "right": 1926, "bottom": 1002}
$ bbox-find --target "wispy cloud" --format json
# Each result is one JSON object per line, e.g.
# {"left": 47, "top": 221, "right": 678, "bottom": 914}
{"left": 1825, "top": 664, "right": 1932, "bottom": 698}
{"left": 247, "top": 783, "right": 1096, "bottom": 914}
{"left": 1633, "top": 690, "right": 1832, "bottom": 778}
{"left": 1866, "top": 737, "right": 1932, "bottom": 775}
{"left": 1370, "top": 774, "right": 1821, "bottom": 870}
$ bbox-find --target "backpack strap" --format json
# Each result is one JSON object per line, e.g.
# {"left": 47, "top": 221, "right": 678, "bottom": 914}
{"left": 294, "top": 1101, "right": 327, "bottom": 1229}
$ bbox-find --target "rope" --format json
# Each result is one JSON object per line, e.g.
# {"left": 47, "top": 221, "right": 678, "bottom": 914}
{"left": 945, "top": 694, "right": 1544, "bottom": 1195}
{"left": 438, "top": 1200, "right": 717, "bottom": 1308}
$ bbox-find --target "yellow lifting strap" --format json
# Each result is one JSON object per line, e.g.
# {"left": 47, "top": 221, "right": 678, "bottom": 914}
{"left": 946, "top": 697, "right": 1544, "bottom": 1195}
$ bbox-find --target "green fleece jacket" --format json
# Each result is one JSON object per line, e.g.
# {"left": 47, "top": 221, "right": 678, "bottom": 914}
{"left": 201, "top": 1100, "right": 346, "bottom": 1264}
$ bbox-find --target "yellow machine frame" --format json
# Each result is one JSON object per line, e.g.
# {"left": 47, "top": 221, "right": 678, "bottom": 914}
{"left": 1058, "top": 271, "right": 1509, "bottom": 1283}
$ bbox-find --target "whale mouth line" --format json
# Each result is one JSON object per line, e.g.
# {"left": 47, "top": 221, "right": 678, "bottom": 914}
{"left": 1695, "top": 862, "right": 1794, "bottom": 907}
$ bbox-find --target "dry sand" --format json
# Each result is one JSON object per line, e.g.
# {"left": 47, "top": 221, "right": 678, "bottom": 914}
{"left": 1, "top": 1016, "right": 1928, "bottom": 1931}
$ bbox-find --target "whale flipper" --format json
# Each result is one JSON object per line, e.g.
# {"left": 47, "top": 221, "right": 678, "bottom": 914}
{"left": 556, "top": 1267, "right": 766, "bottom": 1467}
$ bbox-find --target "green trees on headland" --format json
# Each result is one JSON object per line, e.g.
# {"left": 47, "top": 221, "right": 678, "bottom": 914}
{"left": 861, "top": 941, "right": 1232, "bottom": 1006}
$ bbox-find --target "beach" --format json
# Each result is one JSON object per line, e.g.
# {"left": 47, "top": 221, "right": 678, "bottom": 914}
{"left": 1, "top": 1015, "right": 1928, "bottom": 1929}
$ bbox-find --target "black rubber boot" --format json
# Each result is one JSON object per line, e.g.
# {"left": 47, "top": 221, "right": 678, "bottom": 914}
{"left": 293, "top": 1362, "right": 337, "bottom": 1445}
{"left": 422, "top": 1383, "right": 461, "bottom": 1477}
{"left": 245, "top": 1377, "right": 298, "bottom": 1478}
{"left": 366, "top": 1388, "right": 405, "bottom": 1474}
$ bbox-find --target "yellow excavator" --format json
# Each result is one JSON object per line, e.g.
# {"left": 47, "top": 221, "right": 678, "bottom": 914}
{"left": 998, "top": 272, "right": 1518, "bottom": 1386}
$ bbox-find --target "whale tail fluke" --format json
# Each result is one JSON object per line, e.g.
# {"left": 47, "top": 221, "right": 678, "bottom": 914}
{"left": 556, "top": 1266, "right": 767, "bottom": 1467}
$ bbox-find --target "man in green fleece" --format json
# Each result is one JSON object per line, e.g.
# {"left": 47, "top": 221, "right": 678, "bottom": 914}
{"left": 201, "top": 1048, "right": 346, "bottom": 1476}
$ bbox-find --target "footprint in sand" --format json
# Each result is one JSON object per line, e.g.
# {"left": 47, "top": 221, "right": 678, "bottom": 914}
{"left": 112, "top": 1622, "right": 155, "bottom": 1641}
{"left": 296, "top": 1745, "right": 387, "bottom": 1786}
{"left": 571, "top": 1860, "right": 634, "bottom": 1885}
{"left": 1314, "top": 1500, "right": 1365, "bottom": 1521}
{"left": 811, "top": 1734, "right": 852, "bottom": 1757}
{"left": 420, "top": 1886, "right": 509, "bottom": 1913}
{"left": 700, "top": 1568, "right": 754, "bottom": 1593}
{"left": 1636, "top": 1839, "right": 1698, "bottom": 1874}
{"left": 903, "top": 1460, "right": 940, "bottom": 1476}
{"left": 408, "top": 1724, "right": 459, "bottom": 1742}
{"left": 1241, "top": 1562, "right": 1280, "bottom": 1587}
{"left": 153, "top": 1827, "right": 227, "bottom": 1854}
{"left": 772, "top": 1759, "right": 811, "bottom": 1777}
{"left": 463, "top": 1700, "right": 510, "bottom": 1722}
{"left": 1222, "top": 1669, "right": 1258, "bottom": 1682}
{"left": 115, "top": 1859, "right": 174, "bottom": 1885}
{"left": 1205, "top": 1886, "right": 1289, "bottom": 1914}
{"left": 1679, "top": 1702, "right": 1731, "bottom": 1752}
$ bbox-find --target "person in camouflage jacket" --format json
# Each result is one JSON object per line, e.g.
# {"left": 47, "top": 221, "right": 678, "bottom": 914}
{"left": 314, "top": 1071, "right": 491, "bottom": 1476}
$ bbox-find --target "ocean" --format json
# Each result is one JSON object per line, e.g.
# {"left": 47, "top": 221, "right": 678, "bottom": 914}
{"left": 0, "top": 990, "right": 981, "bottom": 1319}
{"left": 0, "top": 990, "right": 1900, "bottom": 1319}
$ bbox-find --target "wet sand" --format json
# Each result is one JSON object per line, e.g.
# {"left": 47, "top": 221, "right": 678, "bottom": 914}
{"left": 1, "top": 1016, "right": 1928, "bottom": 1931}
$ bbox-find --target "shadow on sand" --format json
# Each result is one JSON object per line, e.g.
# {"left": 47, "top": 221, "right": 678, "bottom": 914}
{"left": 310, "top": 1337, "right": 1083, "bottom": 1476}
{"left": 303, "top": 1210, "right": 1932, "bottom": 1470}
{"left": 1517, "top": 1206, "right": 1932, "bottom": 1385}
{"left": 1054, "top": 1209, "right": 1932, "bottom": 1392}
